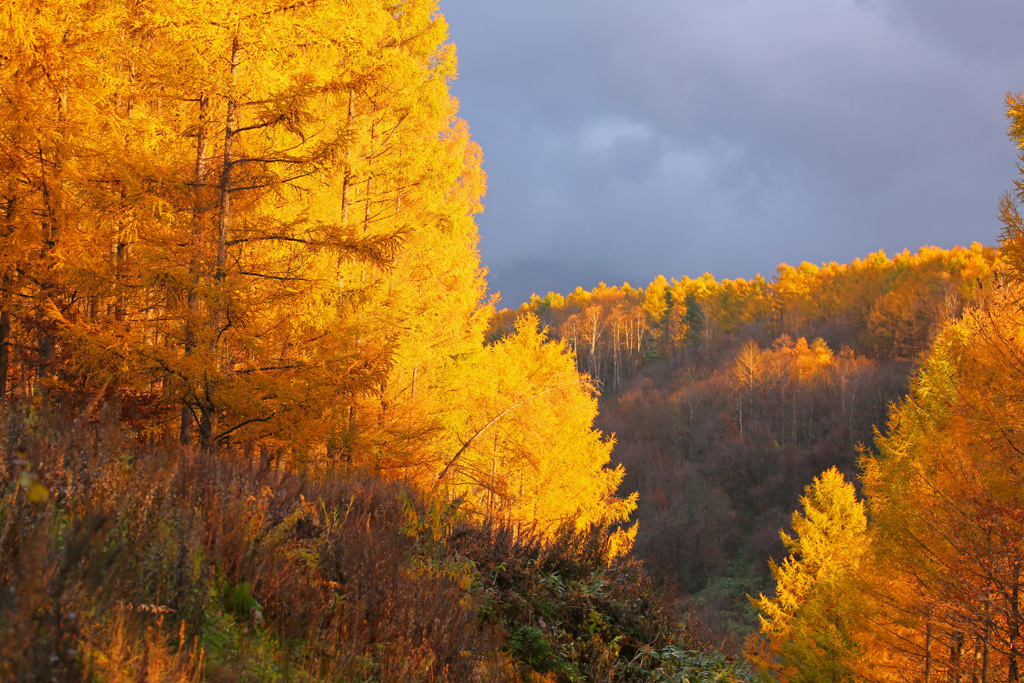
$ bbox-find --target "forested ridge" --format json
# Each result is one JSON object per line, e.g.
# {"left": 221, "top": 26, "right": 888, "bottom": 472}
{"left": 489, "top": 91, "right": 1024, "bottom": 680}
{"left": 492, "top": 243, "right": 997, "bottom": 600}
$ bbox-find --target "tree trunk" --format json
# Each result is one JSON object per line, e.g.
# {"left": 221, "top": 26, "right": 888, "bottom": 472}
{"left": 115, "top": 63, "right": 136, "bottom": 323}
{"left": 341, "top": 90, "right": 354, "bottom": 230}
{"left": 36, "top": 76, "right": 68, "bottom": 387}
{"left": 180, "top": 92, "right": 209, "bottom": 445}
{"left": 199, "top": 29, "right": 240, "bottom": 450}
{"left": 924, "top": 618, "right": 931, "bottom": 683}
{"left": 216, "top": 33, "right": 239, "bottom": 285}
{"left": 1009, "top": 575, "right": 1021, "bottom": 683}
{"left": 0, "top": 306, "right": 9, "bottom": 405}
{"left": 952, "top": 632, "right": 964, "bottom": 683}
{"left": 363, "top": 101, "right": 375, "bottom": 238}
{"left": 738, "top": 399, "right": 743, "bottom": 441}
{"left": 0, "top": 194, "right": 13, "bottom": 405}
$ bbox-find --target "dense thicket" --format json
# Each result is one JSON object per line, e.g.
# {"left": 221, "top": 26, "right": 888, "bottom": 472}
{"left": 0, "top": 0, "right": 633, "bottom": 539}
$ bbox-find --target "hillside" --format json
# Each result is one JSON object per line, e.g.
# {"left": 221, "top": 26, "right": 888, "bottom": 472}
{"left": 742, "top": 93, "right": 1024, "bottom": 682}
{"left": 6, "top": 1, "right": 1024, "bottom": 681}
{"left": 2, "top": 405, "right": 718, "bottom": 680}
{"left": 485, "top": 87, "right": 1024, "bottom": 679}
{"left": 491, "top": 243, "right": 1000, "bottom": 635}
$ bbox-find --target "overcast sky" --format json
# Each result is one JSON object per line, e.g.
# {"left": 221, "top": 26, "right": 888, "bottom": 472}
{"left": 441, "top": 0, "right": 1024, "bottom": 308}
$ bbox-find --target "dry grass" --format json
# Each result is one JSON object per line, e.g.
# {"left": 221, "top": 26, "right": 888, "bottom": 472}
{"left": 0, "top": 405, "right": 514, "bottom": 681}
{"left": 0, "top": 402, "right": 726, "bottom": 681}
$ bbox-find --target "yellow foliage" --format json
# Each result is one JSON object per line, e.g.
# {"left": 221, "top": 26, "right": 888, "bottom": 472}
{"left": 436, "top": 314, "right": 636, "bottom": 539}
{"left": 750, "top": 467, "right": 868, "bottom": 681}
{"left": 17, "top": 471, "right": 49, "bottom": 504}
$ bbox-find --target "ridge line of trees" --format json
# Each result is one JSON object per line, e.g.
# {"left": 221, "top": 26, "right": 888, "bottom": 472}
{"left": 491, "top": 243, "right": 996, "bottom": 392}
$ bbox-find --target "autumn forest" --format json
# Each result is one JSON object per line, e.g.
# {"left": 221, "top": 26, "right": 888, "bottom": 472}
{"left": 3, "top": 1, "right": 1024, "bottom": 681}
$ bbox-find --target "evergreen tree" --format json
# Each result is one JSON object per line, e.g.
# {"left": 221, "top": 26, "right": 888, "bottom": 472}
{"left": 750, "top": 467, "right": 868, "bottom": 682}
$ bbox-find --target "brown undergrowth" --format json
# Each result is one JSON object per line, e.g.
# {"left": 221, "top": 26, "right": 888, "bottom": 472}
{"left": 0, "top": 403, "right": 746, "bottom": 681}
{"left": 0, "top": 405, "right": 513, "bottom": 681}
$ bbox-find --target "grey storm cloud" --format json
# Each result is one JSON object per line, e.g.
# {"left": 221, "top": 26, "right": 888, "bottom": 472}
{"left": 441, "top": 0, "right": 1024, "bottom": 307}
